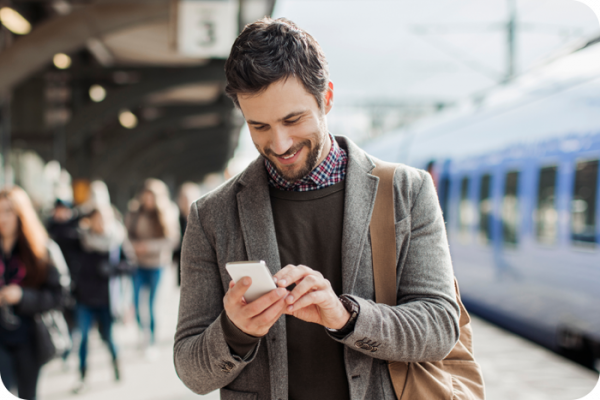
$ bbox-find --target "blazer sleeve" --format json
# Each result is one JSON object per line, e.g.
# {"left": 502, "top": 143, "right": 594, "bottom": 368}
{"left": 330, "top": 170, "right": 460, "bottom": 362}
{"left": 173, "top": 201, "right": 260, "bottom": 395}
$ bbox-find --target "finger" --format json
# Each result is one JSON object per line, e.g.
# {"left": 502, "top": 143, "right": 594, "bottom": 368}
{"left": 287, "top": 290, "right": 329, "bottom": 313}
{"left": 225, "top": 277, "right": 252, "bottom": 305}
{"left": 254, "top": 295, "right": 288, "bottom": 326}
{"left": 243, "top": 287, "right": 288, "bottom": 318}
{"left": 275, "top": 265, "right": 320, "bottom": 288}
{"left": 285, "top": 275, "right": 329, "bottom": 305}
{"left": 273, "top": 264, "right": 299, "bottom": 287}
{"left": 229, "top": 280, "right": 235, "bottom": 289}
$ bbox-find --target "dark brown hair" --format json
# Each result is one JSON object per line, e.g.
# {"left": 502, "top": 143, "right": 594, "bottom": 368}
{"left": 0, "top": 187, "right": 48, "bottom": 288}
{"left": 225, "top": 17, "right": 329, "bottom": 110}
{"left": 128, "top": 178, "right": 176, "bottom": 240}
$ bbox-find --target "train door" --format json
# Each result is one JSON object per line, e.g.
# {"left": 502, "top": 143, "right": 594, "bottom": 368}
{"left": 478, "top": 173, "right": 493, "bottom": 246}
{"left": 571, "top": 159, "right": 598, "bottom": 245}
{"left": 501, "top": 170, "right": 521, "bottom": 247}
{"left": 535, "top": 165, "right": 559, "bottom": 246}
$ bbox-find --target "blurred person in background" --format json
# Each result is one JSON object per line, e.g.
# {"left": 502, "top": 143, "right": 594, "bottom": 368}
{"left": 78, "top": 180, "right": 126, "bottom": 227}
{"left": 78, "top": 180, "right": 112, "bottom": 216}
{"left": 46, "top": 199, "right": 81, "bottom": 367}
{"left": 0, "top": 187, "right": 69, "bottom": 400}
{"left": 126, "top": 179, "right": 179, "bottom": 354}
{"left": 173, "top": 182, "right": 202, "bottom": 286}
{"left": 72, "top": 205, "right": 133, "bottom": 394}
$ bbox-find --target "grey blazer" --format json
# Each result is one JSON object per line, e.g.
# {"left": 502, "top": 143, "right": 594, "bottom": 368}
{"left": 174, "top": 136, "right": 460, "bottom": 400}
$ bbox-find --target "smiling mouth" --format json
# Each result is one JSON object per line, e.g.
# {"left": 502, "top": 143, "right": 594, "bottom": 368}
{"left": 281, "top": 151, "right": 298, "bottom": 160}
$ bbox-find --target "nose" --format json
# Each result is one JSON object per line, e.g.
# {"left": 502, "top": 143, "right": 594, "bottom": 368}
{"left": 269, "top": 127, "right": 294, "bottom": 156}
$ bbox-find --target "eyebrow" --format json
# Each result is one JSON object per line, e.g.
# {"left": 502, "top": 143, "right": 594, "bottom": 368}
{"left": 247, "top": 110, "right": 307, "bottom": 126}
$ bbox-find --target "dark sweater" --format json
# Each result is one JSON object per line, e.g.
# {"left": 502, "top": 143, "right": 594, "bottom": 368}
{"left": 75, "top": 250, "right": 112, "bottom": 307}
{"left": 222, "top": 181, "right": 349, "bottom": 400}
{"left": 271, "top": 182, "right": 349, "bottom": 400}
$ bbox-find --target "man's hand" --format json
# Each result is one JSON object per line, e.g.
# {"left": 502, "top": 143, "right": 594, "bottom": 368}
{"left": 0, "top": 284, "right": 23, "bottom": 306}
{"left": 274, "top": 265, "right": 350, "bottom": 330}
{"left": 224, "top": 277, "right": 289, "bottom": 337}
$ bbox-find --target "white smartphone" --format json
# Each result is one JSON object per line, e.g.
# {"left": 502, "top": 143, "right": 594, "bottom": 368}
{"left": 225, "top": 260, "right": 277, "bottom": 303}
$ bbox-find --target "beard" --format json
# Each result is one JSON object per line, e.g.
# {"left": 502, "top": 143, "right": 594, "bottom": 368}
{"left": 260, "top": 130, "right": 327, "bottom": 183}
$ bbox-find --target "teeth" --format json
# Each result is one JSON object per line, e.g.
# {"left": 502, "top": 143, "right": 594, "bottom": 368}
{"left": 282, "top": 151, "right": 297, "bottom": 160}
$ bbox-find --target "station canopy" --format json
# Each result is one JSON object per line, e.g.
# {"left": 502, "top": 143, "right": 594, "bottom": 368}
{"left": 0, "top": 0, "right": 275, "bottom": 207}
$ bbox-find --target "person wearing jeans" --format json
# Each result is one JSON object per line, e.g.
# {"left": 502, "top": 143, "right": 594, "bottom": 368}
{"left": 126, "top": 179, "right": 179, "bottom": 352}
{"left": 132, "top": 267, "right": 162, "bottom": 343}
{"left": 73, "top": 205, "right": 131, "bottom": 393}
{"left": 76, "top": 304, "right": 117, "bottom": 378}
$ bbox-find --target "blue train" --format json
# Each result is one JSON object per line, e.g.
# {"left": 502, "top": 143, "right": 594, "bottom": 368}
{"left": 364, "top": 36, "right": 600, "bottom": 369}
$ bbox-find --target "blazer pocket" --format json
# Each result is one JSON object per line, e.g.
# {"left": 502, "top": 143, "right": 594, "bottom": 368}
{"left": 395, "top": 216, "right": 411, "bottom": 267}
{"left": 220, "top": 388, "right": 258, "bottom": 400}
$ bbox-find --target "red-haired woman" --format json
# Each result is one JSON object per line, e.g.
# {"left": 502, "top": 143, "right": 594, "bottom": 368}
{"left": 126, "top": 179, "right": 179, "bottom": 353}
{"left": 0, "top": 186, "right": 68, "bottom": 400}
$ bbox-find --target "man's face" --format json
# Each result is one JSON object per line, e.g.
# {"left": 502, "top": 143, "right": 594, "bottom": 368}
{"left": 238, "top": 77, "right": 333, "bottom": 182}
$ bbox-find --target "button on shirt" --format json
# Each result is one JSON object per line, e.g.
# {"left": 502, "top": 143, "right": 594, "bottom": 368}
{"left": 264, "top": 134, "right": 348, "bottom": 191}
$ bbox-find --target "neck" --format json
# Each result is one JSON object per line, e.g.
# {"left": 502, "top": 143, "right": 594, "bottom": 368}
{"left": 1, "top": 234, "right": 17, "bottom": 255}
{"left": 316, "top": 133, "right": 333, "bottom": 166}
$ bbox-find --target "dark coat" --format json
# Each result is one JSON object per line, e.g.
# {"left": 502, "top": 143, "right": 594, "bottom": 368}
{"left": 0, "top": 258, "right": 68, "bottom": 346}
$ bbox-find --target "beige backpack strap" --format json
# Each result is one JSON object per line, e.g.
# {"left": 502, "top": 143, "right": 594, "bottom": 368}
{"left": 370, "top": 159, "right": 485, "bottom": 400}
{"left": 369, "top": 158, "right": 398, "bottom": 307}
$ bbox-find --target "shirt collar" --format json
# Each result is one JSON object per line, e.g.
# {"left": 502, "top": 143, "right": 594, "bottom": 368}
{"left": 264, "top": 133, "right": 345, "bottom": 191}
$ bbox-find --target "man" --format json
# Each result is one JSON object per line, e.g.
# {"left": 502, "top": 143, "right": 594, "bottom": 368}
{"left": 174, "top": 18, "right": 460, "bottom": 400}
{"left": 47, "top": 199, "right": 81, "bottom": 276}
{"left": 47, "top": 198, "right": 81, "bottom": 365}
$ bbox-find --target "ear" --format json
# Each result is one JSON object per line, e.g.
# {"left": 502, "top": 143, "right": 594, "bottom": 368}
{"left": 324, "top": 81, "right": 334, "bottom": 114}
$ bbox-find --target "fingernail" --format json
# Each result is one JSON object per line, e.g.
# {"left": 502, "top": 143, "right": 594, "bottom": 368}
{"left": 243, "top": 277, "right": 250, "bottom": 285}
{"left": 287, "top": 305, "right": 293, "bottom": 312}
{"left": 273, "top": 277, "right": 278, "bottom": 284}
{"left": 286, "top": 295, "right": 294, "bottom": 303}
{"left": 277, "top": 288, "right": 287, "bottom": 296}
{"left": 279, "top": 279, "right": 287, "bottom": 286}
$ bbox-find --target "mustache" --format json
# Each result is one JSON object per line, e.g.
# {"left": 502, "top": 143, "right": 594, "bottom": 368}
{"left": 264, "top": 140, "right": 311, "bottom": 158}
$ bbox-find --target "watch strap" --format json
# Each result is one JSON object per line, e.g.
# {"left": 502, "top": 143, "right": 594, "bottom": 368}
{"left": 327, "top": 295, "right": 359, "bottom": 336}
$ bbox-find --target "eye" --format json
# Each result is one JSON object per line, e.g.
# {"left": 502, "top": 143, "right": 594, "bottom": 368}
{"left": 284, "top": 117, "right": 301, "bottom": 125}
{"left": 253, "top": 125, "right": 268, "bottom": 131}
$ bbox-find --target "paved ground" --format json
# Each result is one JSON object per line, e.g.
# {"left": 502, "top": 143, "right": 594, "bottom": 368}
{"left": 470, "top": 317, "right": 599, "bottom": 400}
{"left": 36, "top": 266, "right": 599, "bottom": 400}
{"left": 37, "top": 266, "right": 218, "bottom": 400}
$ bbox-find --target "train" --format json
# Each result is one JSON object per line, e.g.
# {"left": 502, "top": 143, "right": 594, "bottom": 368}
{"left": 363, "top": 35, "right": 600, "bottom": 370}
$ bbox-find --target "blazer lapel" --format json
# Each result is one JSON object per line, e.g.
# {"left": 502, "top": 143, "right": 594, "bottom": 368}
{"left": 336, "top": 136, "right": 380, "bottom": 295}
{"left": 236, "top": 156, "right": 288, "bottom": 399}
{"left": 236, "top": 157, "right": 282, "bottom": 275}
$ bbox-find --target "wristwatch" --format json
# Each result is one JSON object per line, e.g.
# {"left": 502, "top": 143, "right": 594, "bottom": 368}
{"left": 326, "top": 295, "right": 360, "bottom": 335}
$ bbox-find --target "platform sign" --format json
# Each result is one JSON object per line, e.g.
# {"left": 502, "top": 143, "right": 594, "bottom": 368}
{"left": 177, "top": 0, "right": 239, "bottom": 58}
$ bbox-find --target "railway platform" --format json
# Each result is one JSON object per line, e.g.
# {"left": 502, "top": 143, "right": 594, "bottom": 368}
{"left": 36, "top": 267, "right": 598, "bottom": 400}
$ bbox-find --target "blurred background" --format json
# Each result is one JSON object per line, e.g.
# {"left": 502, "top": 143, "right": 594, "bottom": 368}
{"left": 0, "top": 0, "right": 599, "bottom": 399}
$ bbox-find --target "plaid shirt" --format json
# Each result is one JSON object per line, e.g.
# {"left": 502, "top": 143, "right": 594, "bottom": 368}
{"left": 265, "top": 134, "right": 348, "bottom": 191}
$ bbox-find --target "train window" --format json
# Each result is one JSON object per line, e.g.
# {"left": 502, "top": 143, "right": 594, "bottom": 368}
{"left": 571, "top": 160, "right": 598, "bottom": 244}
{"left": 478, "top": 174, "right": 492, "bottom": 244}
{"left": 502, "top": 171, "right": 520, "bottom": 245}
{"left": 458, "top": 177, "right": 473, "bottom": 241}
{"left": 536, "top": 166, "right": 558, "bottom": 245}
{"left": 439, "top": 176, "right": 450, "bottom": 224}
